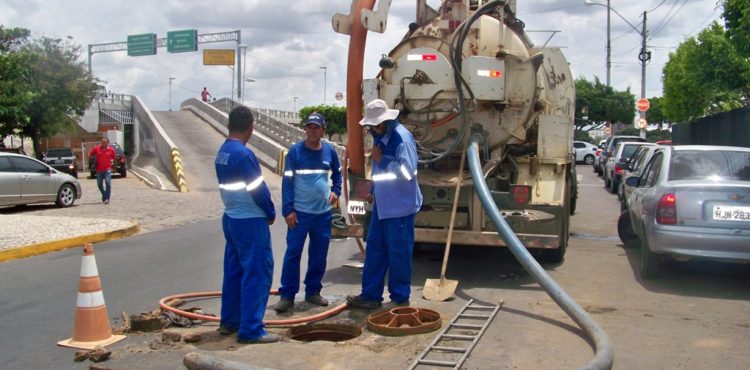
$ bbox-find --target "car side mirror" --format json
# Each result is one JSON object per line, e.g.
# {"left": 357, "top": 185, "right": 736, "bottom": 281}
{"left": 625, "top": 176, "right": 640, "bottom": 187}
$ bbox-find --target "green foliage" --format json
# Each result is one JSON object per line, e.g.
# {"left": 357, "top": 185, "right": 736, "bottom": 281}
{"left": 616, "top": 127, "right": 641, "bottom": 136}
{"left": 645, "top": 96, "right": 668, "bottom": 128}
{"left": 646, "top": 129, "right": 671, "bottom": 142}
{"left": 0, "top": 27, "right": 98, "bottom": 157}
{"left": 575, "top": 77, "right": 636, "bottom": 131}
{"left": 297, "top": 105, "right": 348, "bottom": 140}
{"left": 573, "top": 130, "right": 593, "bottom": 143}
{"left": 0, "top": 26, "right": 33, "bottom": 138}
{"left": 724, "top": 0, "right": 750, "bottom": 58}
{"left": 662, "top": 23, "right": 750, "bottom": 123}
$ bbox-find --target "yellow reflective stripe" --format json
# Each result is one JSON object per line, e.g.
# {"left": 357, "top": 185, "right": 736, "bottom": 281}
{"left": 246, "top": 176, "right": 264, "bottom": 191}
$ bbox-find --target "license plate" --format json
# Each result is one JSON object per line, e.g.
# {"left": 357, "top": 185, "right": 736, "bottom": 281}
{"left": 347, "top": 200, "right": 366, "bottom": 215}
{"left": 713, "top": 206, "right": 750, "bottom": 221}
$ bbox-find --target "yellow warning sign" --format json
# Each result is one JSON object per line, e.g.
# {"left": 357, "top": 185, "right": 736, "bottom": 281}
{"left": 203, "top": 49, "right": 235, "bottom": 65}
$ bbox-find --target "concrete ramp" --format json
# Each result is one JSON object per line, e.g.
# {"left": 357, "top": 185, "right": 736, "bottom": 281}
{"left": 151, "top": 111, "right": 226, "bottom": 193}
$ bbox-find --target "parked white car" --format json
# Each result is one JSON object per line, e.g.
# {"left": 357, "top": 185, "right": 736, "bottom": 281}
{"left": 573, "top": 141, "right": 598, "bottom": 165}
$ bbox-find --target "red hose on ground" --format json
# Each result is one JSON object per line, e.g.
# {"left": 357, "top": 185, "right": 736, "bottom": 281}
{"left": 158, "top": 290, "right": 349, "bottom": 327}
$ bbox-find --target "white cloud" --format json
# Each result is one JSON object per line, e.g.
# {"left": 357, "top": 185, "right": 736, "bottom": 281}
{"left": 1, "top": 0, "right": 722, "bottom": 112}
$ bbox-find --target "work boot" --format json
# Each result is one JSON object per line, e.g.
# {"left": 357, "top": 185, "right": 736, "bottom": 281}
{"left": 305, "top": 294, "right": 329, "bottom": 307}
{"left": 237, "top": 333, "right": 281, "bottom": 344}
{"left": 346, "top": 294, "right": 382, "bottom": 310}
{"left": 392, "top": 300, "right": 410, "bottom": 307}
{"left": 217, "top": 325, "right": 237, "bottom": 336}
{"left": 274, "top": 298, "right": 294, "bottom": 313}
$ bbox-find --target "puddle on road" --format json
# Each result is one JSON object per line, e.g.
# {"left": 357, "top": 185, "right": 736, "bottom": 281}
{"left": 570, "top": 232, "right": 620, "bottom": 242}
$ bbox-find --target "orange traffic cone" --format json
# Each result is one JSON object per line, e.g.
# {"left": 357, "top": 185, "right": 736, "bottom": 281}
{"left": 58, "top": 243, "right": 126, "bottom": 350}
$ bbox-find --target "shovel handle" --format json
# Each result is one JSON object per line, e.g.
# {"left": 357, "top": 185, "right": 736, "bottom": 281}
{"left": 439, "top": 142, "right": 467, "bottom": 282}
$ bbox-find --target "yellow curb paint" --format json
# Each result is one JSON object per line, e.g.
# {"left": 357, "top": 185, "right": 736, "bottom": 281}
{"left": 0, "top": 223, "right": 140, "bottom": 263}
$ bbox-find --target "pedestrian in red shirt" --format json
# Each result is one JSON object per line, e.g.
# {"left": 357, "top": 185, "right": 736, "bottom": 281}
{"left": 89, "top": 138, "right": 117, "bottom": 204}
{"left": 201, "top": 87, "right": 212, "bottom": 102}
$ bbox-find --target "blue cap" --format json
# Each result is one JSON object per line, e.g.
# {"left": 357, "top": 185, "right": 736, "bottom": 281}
{"left": 306, "top": 113, "right": 326, "bottom": 127}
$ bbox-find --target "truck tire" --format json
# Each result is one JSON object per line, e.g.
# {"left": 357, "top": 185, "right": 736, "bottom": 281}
{"left": 545, "top": 179, "right": 571, "bottom": 263}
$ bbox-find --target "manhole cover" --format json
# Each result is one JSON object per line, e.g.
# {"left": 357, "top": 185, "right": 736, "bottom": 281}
{"left": 367, "top": 307, "right": 442, "bottom": 336}
{"left": 288, "top": 323, "right": 362, "bottom": 342}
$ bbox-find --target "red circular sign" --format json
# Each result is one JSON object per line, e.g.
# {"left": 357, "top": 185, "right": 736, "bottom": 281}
{"left": 637, "top": 98, "right": 650, "bottom": 112}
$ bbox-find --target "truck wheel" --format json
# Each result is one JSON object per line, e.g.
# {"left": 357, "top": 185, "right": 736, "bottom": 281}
{"left": 120, "top": 168, "right": 127, "bottom": 177}
{"left": 545, "top": 180, "right": 571, "bottom": 263}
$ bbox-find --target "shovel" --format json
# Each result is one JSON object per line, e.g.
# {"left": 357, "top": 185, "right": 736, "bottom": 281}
{"left": 423, "top": 144, "right": 467, "bottom": 301}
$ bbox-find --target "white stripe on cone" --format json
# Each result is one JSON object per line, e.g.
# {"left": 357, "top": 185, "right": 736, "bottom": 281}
{"left": 77, "top": 291, "right": 105, "bottom": 308}
{"left": 80, "top": 255, "right": 99, "bottom": 277}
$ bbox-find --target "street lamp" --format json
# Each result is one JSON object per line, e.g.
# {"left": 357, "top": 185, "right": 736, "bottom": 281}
{"left": 293, "top": 96, "right": 299, "bottom": 112}
{"left": 319, "top": 66, "right": 327, "bottom": 105}
{"left": 169, "top": 77, "right": 176, "bottom": 111}
{"left": 243, "top": 78, "right": 255, "bottom": 106}
{"left": 584, "top": 0, "right": 650, "bottom": 139}
{"left": 239, "top": 44, "right": 247, "bottom": 102}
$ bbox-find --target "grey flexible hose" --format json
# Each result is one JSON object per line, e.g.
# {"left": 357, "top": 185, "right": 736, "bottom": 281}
{"left": 468, "top": 134, "right": 614, "bottom": 370}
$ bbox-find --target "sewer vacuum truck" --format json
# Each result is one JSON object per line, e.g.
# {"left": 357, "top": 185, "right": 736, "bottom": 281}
{"left": 335, "top": 0, "right": 576, "bottom": 261}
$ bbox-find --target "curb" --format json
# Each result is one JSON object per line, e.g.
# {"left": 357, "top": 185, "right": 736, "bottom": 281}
{"left": 0, "top": 222, "right": 141, "bottom": 263}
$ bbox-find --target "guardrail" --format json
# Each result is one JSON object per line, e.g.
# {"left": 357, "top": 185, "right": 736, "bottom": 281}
{"left": 132, "top": 96, "right": 188, "bottom": 192}
{"left": 184, "top": 98, "right": 345, "bottom": 174}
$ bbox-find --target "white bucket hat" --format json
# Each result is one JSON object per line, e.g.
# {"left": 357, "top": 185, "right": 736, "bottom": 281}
{"left": 359, "top": 99, "right": 400, "bottom": 127}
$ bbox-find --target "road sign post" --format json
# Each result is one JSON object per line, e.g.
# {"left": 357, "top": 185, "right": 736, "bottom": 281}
{"left": 127, "top": 33, "right": 156, "bottom": 56}
{"left": 167, "top": 30, "right": 198, "bottom": 53}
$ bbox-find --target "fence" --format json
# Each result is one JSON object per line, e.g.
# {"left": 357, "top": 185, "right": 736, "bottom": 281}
{"left": 672, "top": 106, "right": 750, "bottom": 147}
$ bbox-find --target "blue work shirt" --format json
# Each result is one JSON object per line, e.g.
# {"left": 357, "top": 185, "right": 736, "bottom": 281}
{"left": 371, "top": 119, "right": 423, "bottom": 219}
{"left": 215, "top": 139, "right": 275, "bottom": 220}
{"left": 282, "top": 141, "right": 342, "bottom": 216}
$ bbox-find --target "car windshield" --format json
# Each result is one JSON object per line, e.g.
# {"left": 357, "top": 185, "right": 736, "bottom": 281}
{"left": 46, "top": 148, "right": 73, "bottom": 156}
{"left": 669, "top": 150, "right": 750, "bottom": 181}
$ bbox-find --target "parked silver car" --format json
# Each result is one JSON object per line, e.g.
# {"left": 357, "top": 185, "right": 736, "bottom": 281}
{"left": 0, "top": 152, "right": 82, "bottom": 208}
{"left": 604, "top": 141, "right": 655, "bottom": 194}
{"left": 619, "top": 144, "right": 661, "bottom": 211}
{"left": 619, "top": 145, "right": 750, "bottom": 279}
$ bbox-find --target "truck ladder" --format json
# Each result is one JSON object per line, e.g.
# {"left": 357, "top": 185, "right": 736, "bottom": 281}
{"left": 408, "top": 299, "right": 503, "bottom": 370}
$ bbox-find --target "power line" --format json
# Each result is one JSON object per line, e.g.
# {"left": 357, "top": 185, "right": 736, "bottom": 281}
{"left": 651, "top": 0, "right": 689, "bottom": 39}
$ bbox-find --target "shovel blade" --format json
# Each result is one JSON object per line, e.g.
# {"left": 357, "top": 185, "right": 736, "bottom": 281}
{"left": 422, "top": 278, "right": 458, "bottom": 301}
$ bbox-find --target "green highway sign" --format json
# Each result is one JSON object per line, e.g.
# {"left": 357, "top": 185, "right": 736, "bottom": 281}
{"left": 167, "top": 29, "right": 198, "bottom": 53}
{"left": 127, "top": 33, "right": 157, "bottom": 56}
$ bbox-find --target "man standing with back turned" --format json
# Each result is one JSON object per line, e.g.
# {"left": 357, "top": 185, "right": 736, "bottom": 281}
{"left": 215, "top": 106, "right": 279, "bottom": 344}
{"left": 275, "top": 112, "right": 342, "bottom": 313}
{"left": 347, "top": 99, "right": 423, "bottom": 310}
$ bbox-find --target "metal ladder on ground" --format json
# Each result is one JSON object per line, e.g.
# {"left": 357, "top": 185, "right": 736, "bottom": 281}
{"left": 408, "top": 299, "right": 503, "bottom": 370}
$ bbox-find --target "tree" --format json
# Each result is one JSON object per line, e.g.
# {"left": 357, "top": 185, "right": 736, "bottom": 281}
{"left": 645, "top": 96, "right": 668, "bottom": 129}
{"left": 0, "top": 26, "right": 33, "bottom": 140}
{"left": 662, "top": 23, "right": 750, "bottom": 122}
{"left": 575, "top": 77, "right": 636, "bottom": 132}
{"left": 298, "top": 105, "right": 347, "bottom": 141}
{"left": 723, "top": 0, "right": 750, "bottom": 59}
{"left": 19, "top": 35, "right": 97, "bottom": 157}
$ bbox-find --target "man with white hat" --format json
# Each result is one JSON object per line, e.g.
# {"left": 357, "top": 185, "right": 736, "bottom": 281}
{"left": 347, "top": 99, "right": 423, "bottom": 310}
{"left": 275, "top": 112, "right": 342, "bottom": 313}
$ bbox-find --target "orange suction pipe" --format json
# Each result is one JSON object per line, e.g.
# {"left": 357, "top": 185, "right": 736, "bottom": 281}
{"left": 346, "top": 0, "right": 376, "bottom": 177}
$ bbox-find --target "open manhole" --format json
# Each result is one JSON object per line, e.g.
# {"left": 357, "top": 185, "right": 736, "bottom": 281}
{"left": 288, "top": 323, "right": 362, "bottom": 342}
{"left": 367, "top": 307, "right": 441, "bottom": 336}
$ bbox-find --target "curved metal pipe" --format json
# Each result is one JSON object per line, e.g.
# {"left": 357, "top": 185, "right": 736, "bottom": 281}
{"left": 468, "top": 134, "right": 614, "bottom": 370}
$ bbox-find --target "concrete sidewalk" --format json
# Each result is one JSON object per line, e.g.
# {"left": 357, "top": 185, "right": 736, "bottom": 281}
{"left": 0, "top": 214, "right": 139, "bottom": 262}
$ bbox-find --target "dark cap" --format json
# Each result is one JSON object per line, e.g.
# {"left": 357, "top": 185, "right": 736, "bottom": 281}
{"left": 306, "top": 113, "right": 326, "bottom": 127}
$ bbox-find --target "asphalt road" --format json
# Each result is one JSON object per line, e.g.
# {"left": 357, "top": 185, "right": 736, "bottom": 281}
{"left": 1, "top": 161, "right": 749, "bottom": 369}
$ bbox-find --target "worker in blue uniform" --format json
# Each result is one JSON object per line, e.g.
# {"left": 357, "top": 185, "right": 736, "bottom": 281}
{"left": 214, "top": 106, "right": 279, "bottom": 344}
{"left": 275, "top": 112, "right": 342, "bottom": 313}
{"left": 347, "top": 99, "right": 423, "bottom": 310}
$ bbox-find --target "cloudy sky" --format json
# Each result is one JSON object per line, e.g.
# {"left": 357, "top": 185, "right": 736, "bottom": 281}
{"left": 1, "top": 0, "right": 722, "bottom": 112}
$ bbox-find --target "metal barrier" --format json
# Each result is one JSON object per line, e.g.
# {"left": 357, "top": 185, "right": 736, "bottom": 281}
{"left": 132, "top": 96, "right": 188, "bottom": 192}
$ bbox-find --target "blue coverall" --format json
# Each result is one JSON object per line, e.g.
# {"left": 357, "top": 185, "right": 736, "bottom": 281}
{"left": 215, "top": 139, "right": 276, "bottom": 341}
{"left": 360, "top": 119, "right": 423, "bottom": 304}
{"left": 278, "top": 141, "right": 342, "bottom": 300}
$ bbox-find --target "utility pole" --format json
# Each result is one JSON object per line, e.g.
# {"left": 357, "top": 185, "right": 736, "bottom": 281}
{"left": 606, "top": 0, "right": 610, "bottom": 87}
{"left": 169, "top": 77, "right": 175, "bottom": 111}
{"left": 320, "top": 66, "right": 327, "bottom": 105}
{"left": 638, "top": 11, "right": 649, "bottom": 139}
